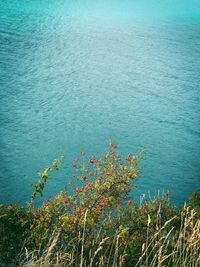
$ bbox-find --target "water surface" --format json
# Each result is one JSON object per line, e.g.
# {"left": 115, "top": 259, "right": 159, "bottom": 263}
{"left": 0, "top": 0, "right": 200, "bottom": 205}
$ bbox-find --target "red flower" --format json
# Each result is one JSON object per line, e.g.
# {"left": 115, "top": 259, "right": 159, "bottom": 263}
{"left": 110, "top": 143, "right": 117, "bottom": 148}
{"left": 63, "top": 200, "right": 68, "bottom": 205}
{"left": 75, "top": 188, "right": 81, "bottom": 194}
{"left": 89, "top": 159, "right": 94, "bottom": 164}
{"left": 85, "top": 182, "right": 92, "bottom": 189}
{"left": 82, "top": 175, "right": 87, "bottom": 181}
{"left": 72, "top": 163, "right": 77, "bottom": 168}
{"left": 128, "top": 200, "right": 132, "bottom": 206}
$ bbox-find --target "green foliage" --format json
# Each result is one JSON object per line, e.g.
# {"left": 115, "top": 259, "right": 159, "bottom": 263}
{"left": 29, "top": 156, "right": 64, "bottom": 210}
{"left": 0, "top": 204, "right": 31, "bottom": 265}
{"left": 188, "top": 189, "right": 200, "bottom": 210}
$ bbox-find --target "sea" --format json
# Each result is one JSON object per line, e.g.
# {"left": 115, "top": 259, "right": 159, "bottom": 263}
{"left": 0, "top": 0, "right": 200, "bottom": 206}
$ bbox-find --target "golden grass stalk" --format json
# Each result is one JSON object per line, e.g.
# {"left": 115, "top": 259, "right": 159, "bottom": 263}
{"left": 136, "top": 206, "right": 200, "bottom": 267}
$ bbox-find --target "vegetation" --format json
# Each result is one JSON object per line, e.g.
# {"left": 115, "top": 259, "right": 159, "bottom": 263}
{"left": 0, "top": 144, "right": 199, "bottom": 266}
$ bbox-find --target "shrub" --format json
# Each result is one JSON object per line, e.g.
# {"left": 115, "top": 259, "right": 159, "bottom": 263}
{"left": 27, "top": 144, "right": 142, "bottom": 257}
{"left": 0, "top": 204, "right": 31, "bottom": 265}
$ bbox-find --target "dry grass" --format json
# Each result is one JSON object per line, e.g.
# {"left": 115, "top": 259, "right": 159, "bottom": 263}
{"left": 20, "top": 206, "right": 200, "bottom": 267}
{"left": 136, "top": 205, "right": 200, "bottom": 267}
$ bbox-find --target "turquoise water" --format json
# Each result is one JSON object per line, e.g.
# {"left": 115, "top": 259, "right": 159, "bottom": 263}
{"left": 0, "top": 0, "right": 200, "bottom": 205}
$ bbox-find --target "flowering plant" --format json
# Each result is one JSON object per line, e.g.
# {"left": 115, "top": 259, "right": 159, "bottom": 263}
{"left": 29, "top": 144, "right": 141, "bottom": 245}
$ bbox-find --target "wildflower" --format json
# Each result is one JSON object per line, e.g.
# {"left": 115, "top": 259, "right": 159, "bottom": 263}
{"left": 68, "top": 180, "right": 72, "bottom": 186}
{"left": 82, "top": 175, "right": 87, "bottom": 181}
{"left": 110, "top": 157, "right": 115, "bottom": 162}
{"left": 110, "top": 143, "right": 117, "bottom": 148}
{"left": 85, "top": 182, "right": 92, "bottom": 189}
{"left": 63, "top": 200, "right": 68, "bottom": 205}
{"left": 75, "top": 188, "right": 81, "bottom": 194}
{"left": 128, "top": 200, "right": 132, "bottom": 206}
{"left": 72, "top": 163, "right": 77, "bottom": 168}
{"left": 81, "top": 151, "right": 85, "bottom": 156}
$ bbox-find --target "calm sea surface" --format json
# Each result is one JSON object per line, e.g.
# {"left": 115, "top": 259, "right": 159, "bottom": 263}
{"left": 0, "top": 0, "right": 200, "bottom": 205}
